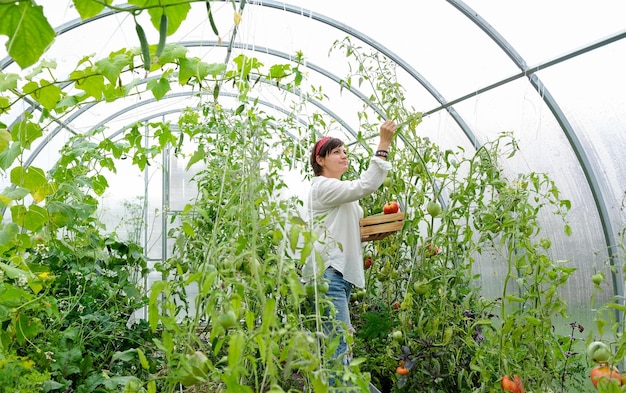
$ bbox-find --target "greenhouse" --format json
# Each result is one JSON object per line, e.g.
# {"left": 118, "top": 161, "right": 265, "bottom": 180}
{"left": 1, "top": 0, "right": 625, "bottom": 392}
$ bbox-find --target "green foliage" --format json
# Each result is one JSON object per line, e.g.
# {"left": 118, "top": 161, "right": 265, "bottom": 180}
{"left": 0, "top": 9, "right": 594, "bottom": 391}
{"left": 0, "top": 1, "right": 55, "bottom": 69}
{"left": 147, "top": 101, "right": 358, "bottom": 392}
{"left": 0, "top": 354, "right": 51, "bottom": 393}
{"left": 333, "top": 38, "right": 584, "bottom": 392}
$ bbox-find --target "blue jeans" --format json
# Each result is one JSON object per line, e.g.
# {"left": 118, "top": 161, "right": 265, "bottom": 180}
{"left": 323, "top": 266, "right": 353, "bottom": 364}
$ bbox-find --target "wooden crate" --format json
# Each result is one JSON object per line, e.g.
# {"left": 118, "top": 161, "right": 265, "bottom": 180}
{"left": 360, "top": 212, "right": 405, "bottom": 242}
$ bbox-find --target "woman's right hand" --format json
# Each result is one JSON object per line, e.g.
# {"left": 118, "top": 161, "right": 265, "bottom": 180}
{"left": 378, "top": 120, "right": 397, "bottom": 150}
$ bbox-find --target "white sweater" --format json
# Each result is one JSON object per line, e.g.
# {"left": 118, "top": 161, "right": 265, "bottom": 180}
{"left": 304, "top": 157, "right": 392, "bottom": 288}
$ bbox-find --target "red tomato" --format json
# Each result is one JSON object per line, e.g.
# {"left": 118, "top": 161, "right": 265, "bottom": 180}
{"left": 420, "top": 242, "right": 440, "bottom": 257}
{"left": 364, "top": 256, "right": 372, "bottom": 269}
{"left": 501, "top": 375, "right": 524, "bottom": 393}
{"left": 383, "top": 201, "right": 399, "bottom": 214}
{"left": 396, "top": 366, "right": 409, "bottom": 375}
{"left": 590, "top": 364, "right": 621, "bottom": 388}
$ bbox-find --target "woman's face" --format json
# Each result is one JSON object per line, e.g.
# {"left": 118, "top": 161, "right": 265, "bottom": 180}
{"left": 317, "top": 144, "right": 348, "bottom": 178}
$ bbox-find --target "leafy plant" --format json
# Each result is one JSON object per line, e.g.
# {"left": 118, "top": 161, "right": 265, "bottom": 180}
{"left": 333, "top": 38, "right": 584, "bottom": 392}
{"left": 0, "top": 5, "right": 596, "bottom": 390}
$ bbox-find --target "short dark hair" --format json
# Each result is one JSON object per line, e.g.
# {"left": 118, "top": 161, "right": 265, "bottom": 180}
{"left": 310, "top": 137, "right": 344, "bottom": 176}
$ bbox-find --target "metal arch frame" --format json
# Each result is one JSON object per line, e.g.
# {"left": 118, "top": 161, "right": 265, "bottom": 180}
{"left": 447, "top": 0, "right": 623, "bottom": 297}
{"left": 0, "top": 1, "right": 622, "bottom": 294}
{"left": 98, "top": 91, "right": 308, "bottom": 141}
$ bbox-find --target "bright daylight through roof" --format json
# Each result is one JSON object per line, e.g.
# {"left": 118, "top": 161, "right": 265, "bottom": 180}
{"left": 0, "top": 1, "right": 625, "bottom": 392}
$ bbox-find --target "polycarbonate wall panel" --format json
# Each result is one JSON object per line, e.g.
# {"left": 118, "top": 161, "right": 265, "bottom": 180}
{"left": 538, "top": 39, "right": 626, "bottom": 237}
{"left": 468, "top": 0, "right": 626, "bottom": 65}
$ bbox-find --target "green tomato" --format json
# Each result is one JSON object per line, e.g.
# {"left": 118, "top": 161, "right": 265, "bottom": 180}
{"left": 305, "top": 283, "right": 316, "bottom": 297}
{"left": 587, "top": 341, "right": 611, "bottom": 363}
{"left": 382, "top": 176, "right": 393, "bottom": 187}
{"left": 592, "top": 273, "right": 604, "bottom": 285}
{"left": 426, "top": 200, "right": 442, "bottom": 217}
{"left": 217, "top": 310, "right": 237, "bottom": 329}
{"left": 318, "top": 281, "right": 329, "bottom": 294}
{"left": 187, "top": 351, "right": 209, "bottom": 373}
{"left": 180, "top": 351, "right": 209, "bottom": 386}
{"left": 413, "top": 280, "right": 429, "bottom": 295}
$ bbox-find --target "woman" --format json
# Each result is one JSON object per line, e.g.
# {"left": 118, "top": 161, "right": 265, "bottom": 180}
{"left": 304, "top": 120, "right": 397, "bottom": 365}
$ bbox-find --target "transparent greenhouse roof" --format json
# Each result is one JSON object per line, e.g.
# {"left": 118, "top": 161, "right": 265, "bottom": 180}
{"left": 1, "top": 0, "right": 626, "bottom": 315}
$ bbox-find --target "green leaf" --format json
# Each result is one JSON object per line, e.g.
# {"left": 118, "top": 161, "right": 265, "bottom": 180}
{"left": 35, "top": 80, "right": 62, "bottom": 110}
{"left": 11, "top": 119, "right": 42, "bottom": 149}
{"left": 112, "top": 349, "right": 138, "bottom": 362}
{"left": 207, "top": 63, "right": 226, "bottom": 78}
{"left": 154, "top": 124, "right": 176, "bottom": 148}
{"left": 103, "top": 376, "right": 137, "bottom": 389}
{"left": 0, "top": 223, "right": 19, "bottom": 254}
{"left": 148, "top": 280, "right": 165, "bottom": 331}
{"left": 0, "top": 72, "right": 20, "bottom": 91}
{"left": 52, "top": 347, "right": 83, "bottom": 376}
{"left": 178, "top": 57, "right": 214, "bottom": 84}
{"left": 147, "top": 76, "right": 171, "bottom": 100}
{"left": 134, "top": 0, "right": 191, "bottom": 36}
{"left": 228, "top": 332, "right": 245, "bottom": 368}
{"left": 232, "top": 54, "right": 262, "bottom": 79}
{"left": 72, "top": 67, "right": 104, "bottom": 100}
{"left": 607, "top": 303, "right": 626, "bottom": 312}
{"left": 0, "top": 187, "right": 29, "bottom": 209}
{"left": 10, "top": 165, "right": 46, "bottom": 192}
{"left": 0, "top": 128, "right": 10, "bottom": 152}
{"left": 12, "top": 204, "right": 49, "bottom": 231}
{"left": 186, "top": 148, "right": 205, "bottom": 170}
{"left": 15, "top": 313, "right": 42, "bottom": 343}
{"left": 9, "top": 167, "right": 50, "bottom": 203}
{"left": 0, "top": 261, "right": 33, "bottom": 281}
{"left": 95, "top": 51, "right": 130, "bottom": 84}
{"left": 268, "top": 64, "right": 290, "bottom": 80}
{"left": 0, "top": 140, "right": 20, "bottom": 170}
{"left": 47, "top": 201, "right": 76, "bottom": 228}
{"left": 72, "top": 0, "right": 112, "bottom": 19}
{"left": 137, "top": 348, "right": 150, "bottom": 370}
{"left": 70, "top": 68, "right": 105, "bottom": 100}
{"left": 102, "top": 83, "right": 126, "bottom": 102}
{"left": 92, "top": 173, "right": 109, "bottom": 196}
{"left": 0, "top": 2, "right": 56, "bottom": 69}
{"left": 155, "top": 43, "right": 187, "bottom": 65}
{"left": 0, "top": 96, "right": 8, "bottom": 114}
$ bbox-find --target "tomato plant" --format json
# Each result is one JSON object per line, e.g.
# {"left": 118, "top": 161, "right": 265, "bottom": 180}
{"left": 0, "top": 12, "right": 588, "bottom": 391}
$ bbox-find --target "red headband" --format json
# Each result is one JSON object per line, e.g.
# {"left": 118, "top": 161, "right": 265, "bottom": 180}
{"left": 315, "top": 136, "right": 331, "bottom": 156}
